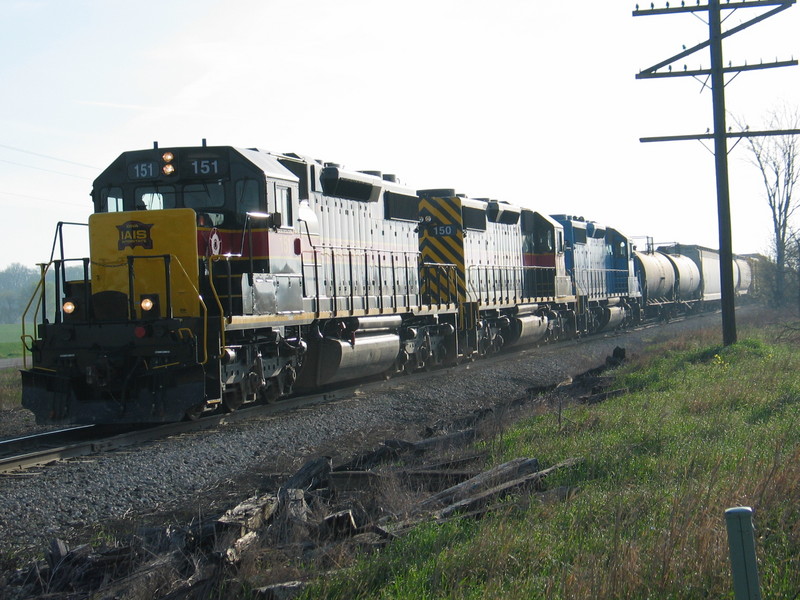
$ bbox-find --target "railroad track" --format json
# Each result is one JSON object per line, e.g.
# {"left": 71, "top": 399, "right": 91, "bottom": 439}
{"left": 0, "top": 310, "right": 723, "bottom": 475}
{"left": 0, "top": 387, "right": 353, "bottom": 474}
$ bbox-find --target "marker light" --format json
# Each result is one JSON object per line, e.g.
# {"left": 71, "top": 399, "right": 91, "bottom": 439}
{"left": 140, "top": 298, "right": 154, "bottom": 312}
{"left": 63, "top": 301, "right": 76, "bottom": 314}
{"left": 162, "top": 151, "right": 174, "bottom": 163}
{"left": 162, "top": 163, "right": 175, "bottom": 175}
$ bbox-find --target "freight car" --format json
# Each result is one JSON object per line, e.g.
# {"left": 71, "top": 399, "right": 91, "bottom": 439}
{"left": 19, "top": 143, "right": 744, "bottom": 426}
{"left": 633, "top": 243, "right": 752, "bottom": 319}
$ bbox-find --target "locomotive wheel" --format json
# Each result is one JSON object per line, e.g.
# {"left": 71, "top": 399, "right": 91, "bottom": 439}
{"left": 258, "top": 379, "right": 280, "bottom": 404}
{"left": 222, "top": 389, "right": 244, "bottom": 413}
{"left": 184, "top": 403, "right": 206, "bottom": 421}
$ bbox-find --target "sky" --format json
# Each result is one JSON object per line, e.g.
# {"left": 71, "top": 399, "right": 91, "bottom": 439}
{"left": 1, "top": 0, "right": 798, "bottom": 270}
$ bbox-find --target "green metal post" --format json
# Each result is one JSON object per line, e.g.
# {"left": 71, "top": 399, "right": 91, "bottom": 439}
{"left": 725, "top": 506, "right": 762, "bottom": 600}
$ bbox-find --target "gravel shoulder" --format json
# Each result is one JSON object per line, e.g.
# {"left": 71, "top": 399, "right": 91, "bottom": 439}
{"left": 0, "top": 313, "right": 725, "bottom": 564}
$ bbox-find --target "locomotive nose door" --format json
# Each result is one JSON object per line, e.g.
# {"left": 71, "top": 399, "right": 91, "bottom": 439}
{"left": 89, "top": 208, "right": 200, "bottom": 319}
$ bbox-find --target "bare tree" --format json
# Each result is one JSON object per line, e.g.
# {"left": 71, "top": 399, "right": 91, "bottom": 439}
{"left": 738, "top": 106, "right": 800, "bottom": 304}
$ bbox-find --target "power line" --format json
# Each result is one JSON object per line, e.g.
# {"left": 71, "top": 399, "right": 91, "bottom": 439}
{"left": 0, "top": 158, "right": 94, "bottom": 180}
{"left": 0, "top": 190, "right": 89, "bottom": 208}
{"left": 0, "top": 143, "right": 99, "bottom": 170}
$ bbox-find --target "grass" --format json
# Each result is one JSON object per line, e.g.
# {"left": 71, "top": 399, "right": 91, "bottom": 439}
{"left": 0, "top": 323, "right": 25, "bottom": 358}
{"left": 0, "top": 367, "right": 21, "bottom": 411}
{"left": 302, "top": 314, "right": 800, "bottom": 599}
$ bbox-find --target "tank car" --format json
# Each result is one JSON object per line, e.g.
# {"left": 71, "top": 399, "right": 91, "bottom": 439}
{"left": 634, "top": 243, "right": 753, "bottom": 318}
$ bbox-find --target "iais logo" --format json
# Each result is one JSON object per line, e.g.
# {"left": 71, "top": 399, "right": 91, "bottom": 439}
{"left": 117, "top": 220, "right": 154, "bottom": 250}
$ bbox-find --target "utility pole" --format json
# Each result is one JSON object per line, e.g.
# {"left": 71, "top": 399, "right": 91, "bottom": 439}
{"left": 634, "top": 0, "right": 799, "bottom": 346}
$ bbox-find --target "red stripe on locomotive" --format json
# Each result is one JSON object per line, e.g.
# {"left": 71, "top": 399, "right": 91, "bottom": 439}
{"left": 523, "top": 253, "right": 556, "bottom": 268}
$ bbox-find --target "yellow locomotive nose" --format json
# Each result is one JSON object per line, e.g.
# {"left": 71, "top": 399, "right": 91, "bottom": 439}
{"left": 89, "top": 208, "right": 200, "bottom": 319}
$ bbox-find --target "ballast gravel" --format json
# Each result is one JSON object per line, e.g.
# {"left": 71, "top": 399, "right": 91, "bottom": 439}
{"left": 0, "top": 314, "right": 723, "bottom": 561}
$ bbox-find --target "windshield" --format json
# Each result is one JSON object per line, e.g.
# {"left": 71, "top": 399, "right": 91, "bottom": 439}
{"left": 135, "top": 186, "right": 176, "bottom": 210}
{"left": 184, "top": 181, "right": 225, "bottom": 210}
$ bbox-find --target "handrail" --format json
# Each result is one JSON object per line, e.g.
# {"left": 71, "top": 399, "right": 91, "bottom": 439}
{"left": 302, "top": 244, "right": 421, "bottom": 315}
{"left": 164, "top": 254, "right": 208, "bottom": 365}
{"left": 21, "top": 253, "right": 209, "bottom": 367}
{"left": 419, "top": 261, "right": 459, "bottom": 307}
{"left": 207, "top": 255, "right": 232, "bottom": 355}
{"left": 48, "top": 221, "right": 88, "bottom": 264}
{"left": 123, "top": 253, "right": 208, "bottom": 365}
{"left": 20, "top": 262, "right": 53, "bottom": 369}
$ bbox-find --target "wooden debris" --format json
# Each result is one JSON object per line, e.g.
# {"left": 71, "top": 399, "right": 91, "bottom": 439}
{"left": 217, "top": 493, "right": 279, "bottom": 537}
{"left": 46, "top": 537, "right": 70, "bottom": 570}
{"left": 328, "top": 470, "right": 384, "bottom": 492}
{"left": 411, "top": 452, "right": 486, "bottom": 470}
{"left": 436, "top": 458, "right": 583, "bottom": 519}
{"left": 270, "top": 488, "right": 311, "bottom": 545}
{"left": 410, "top": 428, "right": 478, "bottom": 453}
{"left": 4, "top": 348, "right": 619, "bottom": 600}
{"left": 396, "top": 468, "right": 477, "bottom": 491}
{"left": 417, "top": 457, "right": 541, "bottom": 511}
{"left": 318, "top": 509, "right": 359, "bottom": 540}
{"left": 281, "top": 456, "right": 331, "bottom": 491}
{"left": 334, "top": 443, "right": 406, "bottom": 472}
{"left": 225, "top": 531, "right": 259, "bottom": 564}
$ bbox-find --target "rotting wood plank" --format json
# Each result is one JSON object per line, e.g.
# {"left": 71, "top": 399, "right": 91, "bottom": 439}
{"left": 436, "top": 457, "right": 584, "bottom": 518}
{"left": 328, "top": 470, "right": 384, "bottom": 491}
{"left": 416, "top": 457, "right": 541, "bottom": 511}
{"left": 280, "top": 456, "right": 331, "bottom": 491}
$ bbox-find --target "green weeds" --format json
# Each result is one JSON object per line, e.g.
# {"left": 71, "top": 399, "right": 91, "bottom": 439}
{"left": 305, "top": 321, "right": 800, "bottom": 599}
{"left": 0, "top": 367, "right": 21, "bottom": 411}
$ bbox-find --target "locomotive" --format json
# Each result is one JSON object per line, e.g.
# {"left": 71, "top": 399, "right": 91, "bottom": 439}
{"left": 20, "top": 142, "right": 750, "bottom": 425}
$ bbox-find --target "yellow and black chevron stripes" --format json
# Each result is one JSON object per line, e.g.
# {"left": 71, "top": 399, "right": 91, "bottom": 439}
{"left": 418, "top": 195, "right": 466, "bottom": 304}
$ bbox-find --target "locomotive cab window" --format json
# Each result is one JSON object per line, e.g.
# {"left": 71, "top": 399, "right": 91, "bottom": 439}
{"left": 103, "top": 187, "right": 124, "bottom": 212}
{"left": 235, "top": 179, "right": 263, "bottom": 223}
{"left": 185, "top": 182, "right": 226, "bottom": 227}
{"left": 184, "top": 182, "right": 225, "bottom": 209}
{"left": 136, "top": 186, "right": 176, "bottom": 210}
{"left": 534, "top": 228, "right": 554, "bottom": 254}
{"left": 277, "top": 186, "right": 293, "bottom": 227}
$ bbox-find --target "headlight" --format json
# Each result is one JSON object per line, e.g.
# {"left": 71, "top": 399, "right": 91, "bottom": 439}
{"left": 141, "top": 298, "right": 154, "bottom": 311}
{"left": 63, "top": 301, "right": 76, "bottom": 314}
{"left": 162, "top": 163, "right": 175, "bottom": 175}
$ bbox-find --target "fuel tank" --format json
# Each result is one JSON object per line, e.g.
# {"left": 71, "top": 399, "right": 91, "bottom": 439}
{"left": 295, "top": 333, "right": 400, "bottom": 388}
{"left": 598, "top": 306, "right": 626, "bottom": 331}
{"left": 504, "top": 314, "right": 549, "bottom": 347}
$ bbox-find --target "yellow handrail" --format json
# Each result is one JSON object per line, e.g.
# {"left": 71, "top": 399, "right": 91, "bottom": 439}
{"left": 20, "top": 255, "right": 209, "bottom": 369}
{"left": 160, "top": 254, "right": 209, "bottom": 366}
{"left": 206, "top": 255, "right": 229, "bottom": 350}
{"left": 20, "top": 262, "right": 53, "bottom": 370}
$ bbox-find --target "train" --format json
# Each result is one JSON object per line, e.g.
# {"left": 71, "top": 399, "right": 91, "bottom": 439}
{"left": 19, "top": 142, "right": 753, "bottom": 425}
